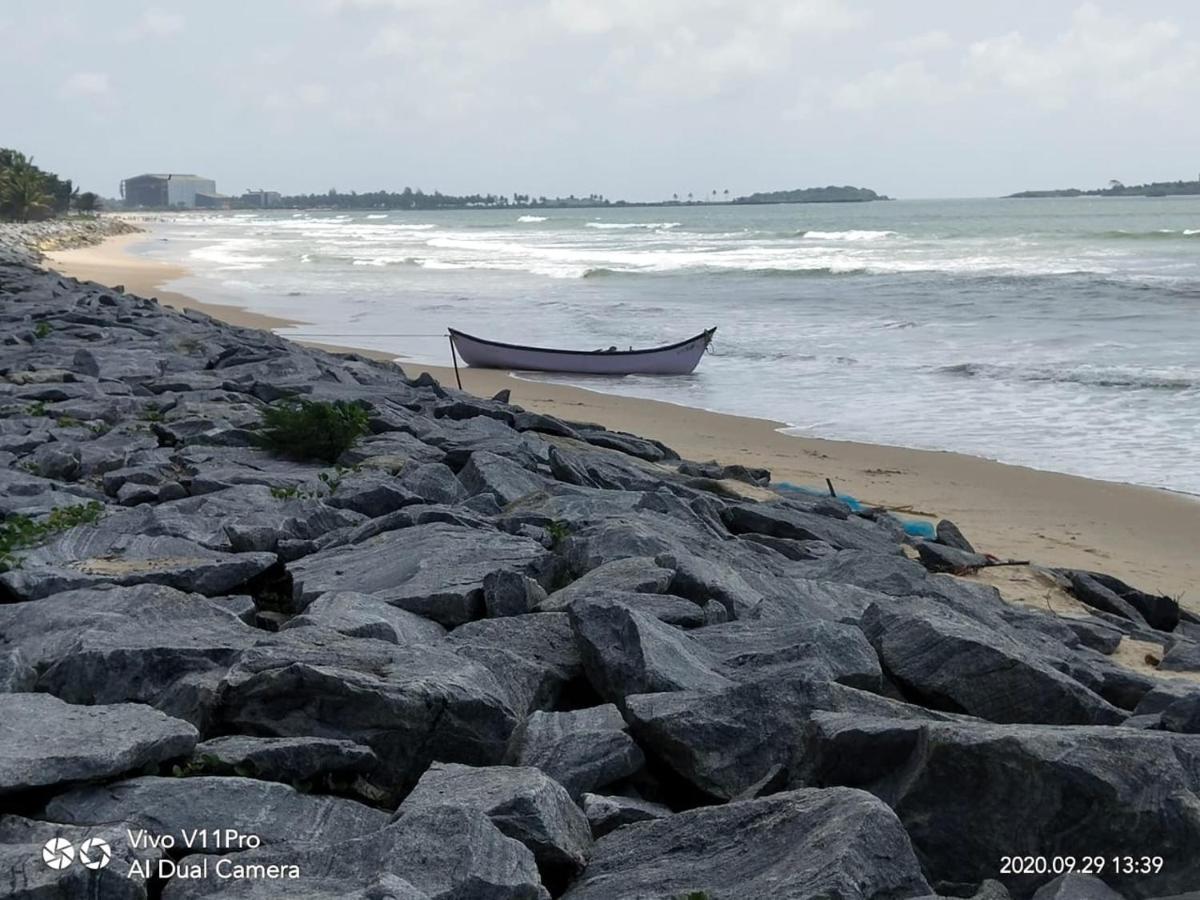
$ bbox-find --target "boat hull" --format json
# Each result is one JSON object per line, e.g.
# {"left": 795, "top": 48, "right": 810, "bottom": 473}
{"left": 448, "top": 328, "right": 715, "bottom": 375}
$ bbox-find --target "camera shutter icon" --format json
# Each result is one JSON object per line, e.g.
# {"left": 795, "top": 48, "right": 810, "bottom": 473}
{"left": 42, "top": 837, "right": 75, "bottom": 870}
{"left": 79, "top": 837, "right": 112, "bottom": 870}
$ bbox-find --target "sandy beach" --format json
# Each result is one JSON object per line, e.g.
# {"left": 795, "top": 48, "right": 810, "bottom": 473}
{"left": 46, "top": 232, "right": 1200, "bottom": 606}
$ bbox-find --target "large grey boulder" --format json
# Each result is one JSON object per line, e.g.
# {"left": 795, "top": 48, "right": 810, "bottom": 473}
{"left": 1160, "top": 639, "right": 1200, "bottom": 673}
{"left": 447, "top": 613, "right": 581, "bottom": 715}
{"left": 546, "top": 444, "right": 665, "bottom": 493}
{"left": 458, "top": 450, "right": 547, "bottom": 505}
{"left": 0, "top": 584, "right": 259, "bottom": 724}
{"left": 1160, "top": 691, "right": 1200, "bottom": 734}
{"left": 721, "top": 501, "right": 900, "bottom": 554}
{"left": 399, "top": 763, "right": 591, "bottom": 886}
{"left": 90, "top": 484, "right": 364, "bottom": 554}
{"left": 569, "top": 596, "right": 731, "bottom": 704}
{"left": 580, "top": 793, "right": 671, "bottom": 838}
{"left": 561, "top": 787, "right": 931, "bottom": 899}
{"left": 804, "top": 713, "right": 1200, "bottom": 898}
{"left": 862, "top": 600, "right": 1124, "bottom": 725}
{"left": 0, "top": 815, "right": 163, "bottom": 900}
{"left": 1066, "top": 571, "right": 1151, "bottom": 627}
{"left": 282, "top": 591, "right": 448, "bottom": 645}
{"left": 689, "top": 618, "right": 882, "bottom": 690}
{"left": 44, "top": 775, "right": 387, "bottom": 848}
{"left": 624, "top": 678, "right": 830, "bottom": 801}
{"left": 219, "top": 627, "right": 519, "bottom": 795}
{"left": 322, "top": 469, "right": 422, "bottom": 518}
{"left": 624, "top": 675, "right": 951, "bottom": 802}
{"left": 0, "top": 648, "right": 36, "bottom": 692}
{"left": 398, "top": 461, "right": 467, "bottom": 505}
{"left": 0, "top": 694, "right": 197, "bottom": 795}
{"left": 658, "top": 551, "right": 765, "bottom": 619}
{"left": 541, "top": 556, "right": 674, "bottom": 611}
{"left": 506, "top": 705, "right": 644, "bottom": 799}
{"left": 1032, "top": 874, "right": 1123, "bottom": 900}
{"left": 484, "top": 569, "right": 548, "bottom": 617}
{"left": 162, "top": 805, "right": 545, "bottom": 900}
{"left": 191, "top": 735, "right": 378, "bottom": 784}
{"left": 572, "top": 426, "right": 676, "bottom": 462}
{"left": 0, "top": 526, "right": 277, "bottom": 600}
{"left": 166, "top": 874, "right": 428, "bottom": 900}
{"left": 289, "top": 522, "right": 551, "bottom": 624}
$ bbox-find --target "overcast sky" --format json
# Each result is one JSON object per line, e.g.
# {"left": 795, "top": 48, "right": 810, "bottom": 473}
{"left": 5, "top": 1, "right": 1198, "bottom": 199}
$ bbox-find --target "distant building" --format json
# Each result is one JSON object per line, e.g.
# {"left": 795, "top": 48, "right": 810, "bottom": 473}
{"left": 194, "top": 192, "right": 235, "bottom": 210}
{"left": 120, "top": 174, "right": 217, "bottom": 209}
{"left": 241, "top": 190, "right": 282, "bottom": 208}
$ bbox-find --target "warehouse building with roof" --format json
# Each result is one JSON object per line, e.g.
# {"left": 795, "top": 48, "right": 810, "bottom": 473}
{"left": 120, "top": 173, "right": 217, "bottom": 208}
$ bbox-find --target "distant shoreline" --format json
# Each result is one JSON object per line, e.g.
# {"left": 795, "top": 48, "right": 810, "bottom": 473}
{"left": 1008, "top": 179, "right": 1200, "bottom": 199}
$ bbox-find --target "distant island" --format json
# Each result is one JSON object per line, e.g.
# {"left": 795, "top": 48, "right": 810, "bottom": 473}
{"left": 272, "top": 184, "right": 890, "bottom": 211}
{"left": 732, "top": 185, "right": 889, "bottom": 204}
{"left": 1008, "top": 178, "right": 1200, "bottom": 199}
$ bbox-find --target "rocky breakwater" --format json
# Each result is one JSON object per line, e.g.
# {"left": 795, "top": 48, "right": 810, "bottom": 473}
{"left": 1, "top": 236, "right": 1199, "bottom": 900}
{"left": 0, "top": 217, "right": 142, "bottom": 259}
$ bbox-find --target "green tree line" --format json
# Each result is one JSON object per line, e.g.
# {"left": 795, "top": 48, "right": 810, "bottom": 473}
{"left": 277, "top": 187, "right": 614, "bottom": 210}
{"left": 0, "top": 149, "right": 98, "bottom": 221}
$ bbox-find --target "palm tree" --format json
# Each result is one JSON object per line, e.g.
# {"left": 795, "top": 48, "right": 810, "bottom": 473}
{"left": 0, "top": 156, "right": 52, "bottom": 222}
{"left": 75, "top": 191, "right": 99, "bottom": 213}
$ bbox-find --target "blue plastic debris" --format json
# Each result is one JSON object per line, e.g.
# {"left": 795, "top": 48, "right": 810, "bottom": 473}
{"left": 775, "top": 482, "right": 936, "bottom": 539}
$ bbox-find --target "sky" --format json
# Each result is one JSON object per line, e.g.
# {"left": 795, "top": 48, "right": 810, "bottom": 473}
{"left": 3, "top": 0, "right": 1198, "bottom": 200}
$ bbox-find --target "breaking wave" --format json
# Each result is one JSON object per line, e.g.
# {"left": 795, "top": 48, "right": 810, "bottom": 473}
{"left": 585, "top": 221, "right": 681, "bottom": 230}
{"left": 1097, "top": 228, "right": 1200, "bottom": 240}
{"left": 800, "top": 229, "right": 897, "bottom": 241}
{"left": 517, "top": 215, "right": 548, "bottom": 222}
{"left": 938, "top": 362, "right": 1199, "bottom": 392}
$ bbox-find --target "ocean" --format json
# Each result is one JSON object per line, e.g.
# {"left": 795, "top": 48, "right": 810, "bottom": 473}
{"left": 129, "top": 197, "right": 1200, "bottom": 495}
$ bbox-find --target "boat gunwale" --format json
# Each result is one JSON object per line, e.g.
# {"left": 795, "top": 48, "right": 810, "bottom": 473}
{"left": 448, "top": 326, "right": 716, "bottom": 358}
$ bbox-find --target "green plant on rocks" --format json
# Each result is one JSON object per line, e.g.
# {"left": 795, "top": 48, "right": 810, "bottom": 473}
{"left": 545, "top": 519, "right": 571, "bottom": 547}
{"left": 0, "top": 501, "right": 104, "bottom": 572}
{"left": 268, "top": 465, "right": 360, "bottom": 501}
{"left": 255, "top": 399, "right": 370, "bottom": 463}
{"left": 33, "top": 320, "right": 52, "bottom": 339}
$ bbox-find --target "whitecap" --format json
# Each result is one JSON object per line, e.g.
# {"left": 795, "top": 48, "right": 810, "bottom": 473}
{"left": 801, "top": 229, "right": 897, "bottom": 241}
{"left": 585, "top": 221, "right": 681, "bottom": 230}
{"left": 365, "top": 213, "right": 389, "bottom": 219}
{"left": 517, "top": 215, "right": 548, "bottom": 222}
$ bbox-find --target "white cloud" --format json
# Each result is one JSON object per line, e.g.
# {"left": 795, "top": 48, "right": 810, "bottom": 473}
{"left": 262, "top": 82, "right": 332, "bottom": 112}
{"left": 59, "top": 71, "right": 111, "bottom": 98}
{"left": 830, "top": 60, "right": 953, "bottom": 111}
{"left": 335, "top": 0, "right": 869, "bottom": 102}
{"left": 120, "top": 8, "right": 185, "bottom": 41}
{"left": 967, "top": 3, "right": 1194, "bottom": 109}
{"left": 891, "top": 29, "right": 953, "bottom": 55}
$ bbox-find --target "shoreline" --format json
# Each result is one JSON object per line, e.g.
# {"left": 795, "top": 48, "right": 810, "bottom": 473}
{"left": 45, "top": 233, "right": 1200, "bottom": 604}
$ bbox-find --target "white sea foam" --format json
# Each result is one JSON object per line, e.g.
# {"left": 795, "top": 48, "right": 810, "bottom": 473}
{"left": 585, "top": 221, "right": 681, "bottom": 230}
{"left": 517, "top": 215, "right": 548, "bottom": 222}
{"left": 801, "top": 229, "right": 897, "bottom": 241}
{"left": 366, "top": 213, "right": 389, "bottom": 219}
{"left": 189, "top": 241, "right": 280, "bottom": 270}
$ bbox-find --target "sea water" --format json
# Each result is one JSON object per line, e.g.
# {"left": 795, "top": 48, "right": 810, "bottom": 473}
{"left": 129, "top": 197, "right": 1200, "bottom": 494}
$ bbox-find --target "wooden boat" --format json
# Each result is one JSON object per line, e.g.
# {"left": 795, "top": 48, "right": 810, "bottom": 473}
{"left": 448, "top": 327, "right": 716, "bottom": 375}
